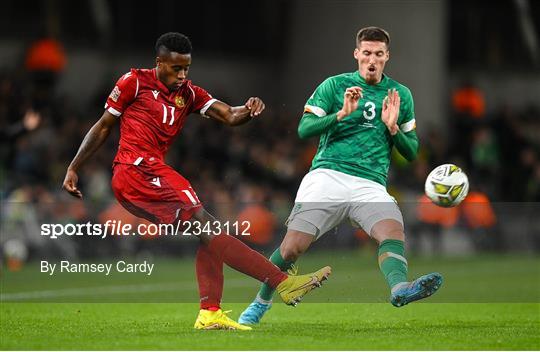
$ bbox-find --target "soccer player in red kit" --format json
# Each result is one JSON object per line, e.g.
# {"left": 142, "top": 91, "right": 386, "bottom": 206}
{"left": 62, "top": 33, "right": 331, "bottom": 330}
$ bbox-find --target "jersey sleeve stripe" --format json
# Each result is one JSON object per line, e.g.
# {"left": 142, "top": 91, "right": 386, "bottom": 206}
{"left": 107, "top": 106, "right": 122, "bottom": 117}
{"left": 304, "top": 105, "right": 327, "bottom": 117}
{"left": 200, "top": 98, "right": 218, "bottom": 118}
{"left": 400, "top": 118, "right": 416, "bottom": 133}
{"left": 135, "top": 77, "right": 139, "bottom": 98}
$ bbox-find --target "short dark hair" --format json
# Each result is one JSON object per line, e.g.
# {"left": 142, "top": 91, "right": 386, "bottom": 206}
{"left": 155, "top": 32, "right": 192, "bottom": 55}
{"left": 356, "top": 27, "right": 390, "bottom": 47}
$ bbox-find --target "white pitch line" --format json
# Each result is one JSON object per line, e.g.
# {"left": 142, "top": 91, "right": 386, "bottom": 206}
{"left": 0, "top": 278, "right": 252, "bottom": 301}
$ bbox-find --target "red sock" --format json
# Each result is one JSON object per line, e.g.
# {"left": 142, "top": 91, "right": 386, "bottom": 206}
{"left": 207, "top": 234, "right": 287, "bottom": 288}
{"left": 196, "top": 243, "right": 223, "bottom": 310}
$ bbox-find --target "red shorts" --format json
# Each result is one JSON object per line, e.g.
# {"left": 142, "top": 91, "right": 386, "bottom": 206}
{"left": 111, "top": 162, "right": 202, "bottom": 224}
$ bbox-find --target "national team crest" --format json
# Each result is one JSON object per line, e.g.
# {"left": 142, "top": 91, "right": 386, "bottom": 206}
{"left": 175, "top": 96, "right": 185, "bottom": 108}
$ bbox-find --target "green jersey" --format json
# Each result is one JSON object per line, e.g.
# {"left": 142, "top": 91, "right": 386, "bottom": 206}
{"left": 304, "top": 71, "right": 416, "bottom": 186}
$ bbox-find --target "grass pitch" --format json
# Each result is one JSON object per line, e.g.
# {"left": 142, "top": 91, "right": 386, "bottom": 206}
{"left": 1, "top": 303, "right": 538, "bottom": 350}
{"left": 1, "top": 250, "right": 539, "bottom": 350}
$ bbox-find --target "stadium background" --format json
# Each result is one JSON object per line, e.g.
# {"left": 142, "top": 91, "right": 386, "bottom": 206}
{"left": 1, "top": 0, "right": 539, "bottom": 298}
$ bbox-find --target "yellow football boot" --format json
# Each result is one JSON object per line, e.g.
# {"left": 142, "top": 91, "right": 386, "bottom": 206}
{"left": 193, "top": 309, "right": 252, "bottom": 330}
{"left": 276, "top": 266, "right": 331, "bottom": 306}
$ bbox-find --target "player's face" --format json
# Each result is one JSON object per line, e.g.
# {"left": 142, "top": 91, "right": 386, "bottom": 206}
{"left": 354, "top": 41, "right": 389, "bottom": 85}
{"left": 156, "top": 52, "right": 191, "bottom": 91}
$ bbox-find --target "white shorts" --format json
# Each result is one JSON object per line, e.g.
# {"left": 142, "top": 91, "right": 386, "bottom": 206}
{"left": 286, "top": 168, "right": 403, "bottom": 238}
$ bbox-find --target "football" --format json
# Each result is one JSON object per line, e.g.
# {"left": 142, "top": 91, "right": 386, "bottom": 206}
{"left": 424, "top": 164, "right": 469, "bottom": 207}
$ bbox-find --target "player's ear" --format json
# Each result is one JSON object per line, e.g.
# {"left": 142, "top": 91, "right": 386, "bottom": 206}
{"left": 353, "top": 48, "right": 359, "bottom": 60}
{"left": 155, "top": 56, "right": 162, "bottom": 68}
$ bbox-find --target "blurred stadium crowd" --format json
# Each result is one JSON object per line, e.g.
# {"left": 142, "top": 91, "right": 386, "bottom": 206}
{"left": 1, "top": 1, "right": 540, "bottom": 268}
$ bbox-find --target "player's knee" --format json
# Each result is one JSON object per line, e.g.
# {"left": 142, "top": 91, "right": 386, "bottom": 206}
{"left": 191, "top": 207, "right": 214, "bottom": 223}
{"left": 280, "top": 229, "right": 314, "bottom": 261}
{"left": 280, "top": 242, "right": 309, "bottom": 261}
{"left": 371, "top": 219, "right": 405, "bottom": 243}
{"left": 385, "top": 228, "right": 405, "bottom": 241}
{"left": 199, "top": 233, "right": 212, "bottom": 245}
{"left": 280, "top": 246, "right": 302, "bottom": 262}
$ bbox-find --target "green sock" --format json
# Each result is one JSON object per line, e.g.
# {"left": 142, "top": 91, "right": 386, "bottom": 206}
{"left": 378, "top": 239, "right": 408, "bottom": 289}
{"left": 257, "top": 248, "right": 295, "bottom": 302}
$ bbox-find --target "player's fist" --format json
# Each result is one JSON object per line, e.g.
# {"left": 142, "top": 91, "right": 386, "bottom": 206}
{"left": 245, "top": 97, "right": 265, "bottom": 117}
{"left": 62, "top": 169, "right": 83, "bottom": 199}
{"left": 337, "top": 86, "right": 363, "bottom": 121}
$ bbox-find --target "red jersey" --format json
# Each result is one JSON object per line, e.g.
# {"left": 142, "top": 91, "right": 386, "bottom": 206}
{"left": 105, "top": 68, "right": 215, "bottom": 165}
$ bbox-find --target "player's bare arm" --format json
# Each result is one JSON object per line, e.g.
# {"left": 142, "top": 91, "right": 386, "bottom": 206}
{"left": 204, "top": 97, "right": 265, "bottom": 126}
{"left": 381, "top": 88, "right": 400, "bottom": 135}
{"left": 62, "top": 111, "right": 118, "bottom": 198}
{"left": 337, "top": 86, "right": 362, "bottom": 121}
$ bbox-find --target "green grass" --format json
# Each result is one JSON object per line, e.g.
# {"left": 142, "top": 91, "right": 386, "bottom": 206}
{"left": 1, "top": 250, "right": 539, "bottom": 349}
{"left": 1, "top": 303, "right": 539, "bottom": 350}
{"left": 1, "top": 250, "right": 538, "bottom": 303}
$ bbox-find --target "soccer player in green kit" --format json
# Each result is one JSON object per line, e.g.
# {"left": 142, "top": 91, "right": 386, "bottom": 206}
{"left": 239, "top": 27, "right": 442, "bottom": 324}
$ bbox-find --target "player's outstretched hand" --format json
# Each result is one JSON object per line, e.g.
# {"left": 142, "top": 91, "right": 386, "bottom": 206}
{"left": 245, "top": 97, "right": 265, "bottom": 117}
{"left": 62, "top": 169, "right": 83, "bottom": 199}
{"left": 337, "top": 86, "right": 362, "bottom": 121}
{"left": 382, "top": 88, "right": 400, "bottom": 135}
